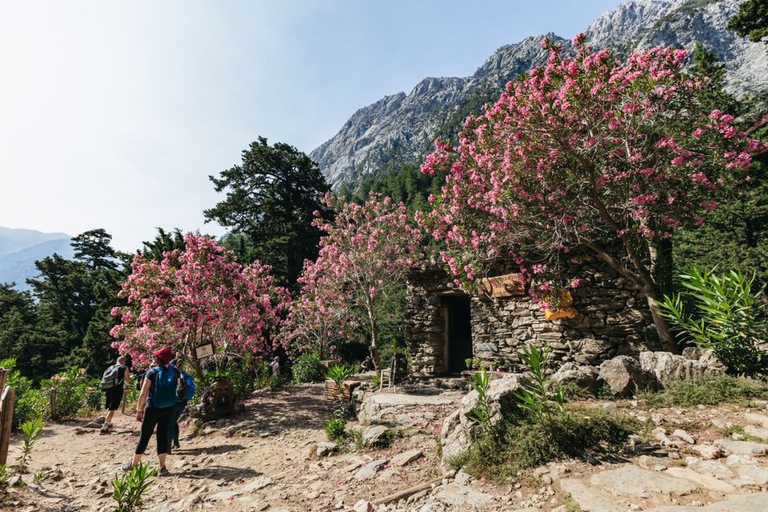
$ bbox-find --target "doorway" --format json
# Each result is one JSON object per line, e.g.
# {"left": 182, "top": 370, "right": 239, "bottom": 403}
{"left": 442, "top": 295, "right": 472, "bottom": 374}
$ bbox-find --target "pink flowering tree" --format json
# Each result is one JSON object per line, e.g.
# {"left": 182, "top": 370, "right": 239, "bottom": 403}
{"left": 110, "top": 233, "right": 291, "bottom": 379}
{"left": 419, "top": 35, "right": 767, "bottom": 352}
{"left": 277, "top": 257, "right": 357, "bottom": 360}
{"left": 287, "top": 193, "right": 422, "bottom": 372}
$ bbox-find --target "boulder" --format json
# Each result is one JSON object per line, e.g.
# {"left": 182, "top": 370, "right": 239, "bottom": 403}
{"left": 598, "top": 356, "right": 654, "bottom": 397}
{"left": 639, "top": 350, "right": 725, "bottom": 387}
{"left": 552, "top": 363, "right": 599, "bottom": 395}
{"left": 440, "top": 373, "right": 526, "bottom": 464}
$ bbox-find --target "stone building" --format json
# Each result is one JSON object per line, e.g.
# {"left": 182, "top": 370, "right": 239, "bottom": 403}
{"left": 405, "top": 255, "right": 658, "bottom": 377}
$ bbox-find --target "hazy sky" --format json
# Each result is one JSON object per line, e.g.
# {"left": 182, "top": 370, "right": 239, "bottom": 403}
{"left": 0, "top": 0, "right": 622, "bottom": 253}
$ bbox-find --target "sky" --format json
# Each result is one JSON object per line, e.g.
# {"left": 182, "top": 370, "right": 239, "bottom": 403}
{"left": 0, "top": 0, "right": 623, "bottom": 253}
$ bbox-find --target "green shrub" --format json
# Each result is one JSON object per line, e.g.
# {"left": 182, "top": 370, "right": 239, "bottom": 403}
{"left": 1, "top": 360, "right": 47, "bottom": 429}
{"left": 43, "top": 366, "right": 98, "bottom": 421}
{"left": 453, "top": 408, "right": 638, "bottom": 478}
{"left": 514, "top": 345, "right": 565, "bottom": 422}
{"left": 640, "top": 374, "right": 768, "bottom": 407}
{"left": 660, "top": 268, "right": 768, "bottom": 372}
{"left": 325, "top": 363, "right": 357, "bottom": 388}
{"left": 469, "top": 370, "right": 491, "bottom": 435}
{"left": 323, "top": 416, "right": 346, "bottom": 442}
{"left": 291, "top": 352, "right": 325, "bottom": 384}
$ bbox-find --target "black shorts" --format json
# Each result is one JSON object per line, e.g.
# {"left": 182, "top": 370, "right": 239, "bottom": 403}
{"left": 104, "top": 386, "right": 124, "bottom": 411}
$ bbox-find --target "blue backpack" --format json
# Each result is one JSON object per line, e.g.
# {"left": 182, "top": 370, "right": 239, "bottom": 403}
{"left": 180, "top": 372, "right": 195, "bottom": 401}
{"left": 150, "top": 365, "right": 178, "bottom": 408}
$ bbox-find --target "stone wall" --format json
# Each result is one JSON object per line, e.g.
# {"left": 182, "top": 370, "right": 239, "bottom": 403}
{"left": 405, "top": 256, "right": 657, "bottom": 377}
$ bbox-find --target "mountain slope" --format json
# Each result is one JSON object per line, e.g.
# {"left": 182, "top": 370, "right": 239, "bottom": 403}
{"left": 311, "top": 0, "right": 768, "bottom": 189}
{"left": 0, "top": 227, "right": 73, "bottom": 291}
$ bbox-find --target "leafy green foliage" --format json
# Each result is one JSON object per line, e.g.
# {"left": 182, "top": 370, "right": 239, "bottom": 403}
{"left": 659, "top": 268, "right": 768, "bottom": 372}
{"left": 323, "top": 415, "right": 346, "bottom": 442}
{"left": 452, "top": 408, "right": 638, "bottom": 477}
{"left": 514, "top": 346, "right": 566, "bottom": 422}
{"left": 112, "top": 463, "right": 156, "bottom": 512}
{"left": 325, "top": 363, "right": 357, "bottom": 388}
{"left": 640, "top": 375, "right": 768, "bottom": 407}
{"left": 291, "top": 352, "right": 326, "bottom": 384}
{"left": 727, "top": 0, "right": 768, "bottom": 43}
{"left": 14, "top": 419, "right": 44, "bottom": 474}
{"left": 45, "top": 366, "right": 101, "bottom": 421}
{"left": 1, "top": 359, "right": 47, "bottom": 429}
{"left": 469, "top": 370, "right": 491, "bottom": 435}
{"left": 205, "top": 136, "right": 331, "bottom": 288}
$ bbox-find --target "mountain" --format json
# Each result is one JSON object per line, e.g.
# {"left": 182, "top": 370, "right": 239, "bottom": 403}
{"left": 0, "top": 227, "right": 73, "bottom": 292}
{"left": 311, "top": 0, "right": 768, "bottom": 189}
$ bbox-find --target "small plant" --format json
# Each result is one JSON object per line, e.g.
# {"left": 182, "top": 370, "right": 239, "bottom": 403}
{"left": 112, "top": 462, "right": 156, "bottom": 512}
{"left": 326, "top": 363, "right": 357, "bottom": 388}
{"left": 349, "top": 428, "right": 364, "bottom": 450}
{"left": 324, "top": 415, "right": 346, "bottom": 442}
{"left": 660, "top": 268, "right": 768, "bottom": 372}
{"left": 371, "top": 374, "right": 381, "bottom": 388}
{"left": 15, "top": 419, "right": 44, "bottom": 474}
{"left": 464, "top": 358, "right": 474, "bottom": 371}
{"left": 469, "top": 370, "right": 492, "bottom": 436}
{"left": 514, "top": 345, "right": 565, "bottom": 422}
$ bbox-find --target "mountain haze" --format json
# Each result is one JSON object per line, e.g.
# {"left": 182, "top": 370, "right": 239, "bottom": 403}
{"left": 311, "top": 0, "right": 768, "bottom": 189}
{"left": 0, "top": 227, "right": 73, "bottom": 291}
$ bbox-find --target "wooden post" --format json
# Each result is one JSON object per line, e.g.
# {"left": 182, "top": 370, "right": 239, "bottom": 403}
{"left": 50, "top": 387, "right": 57, "bottom": 421}
{"left": 0, "top": 385, "right": 16, "bottom": 465}
{"left": 0, "top": 369, "right": 7, "bottom": 391}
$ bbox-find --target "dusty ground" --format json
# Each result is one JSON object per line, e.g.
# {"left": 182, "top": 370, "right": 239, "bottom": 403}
{"left": 2, "top": 382, "right": 768, "bottom": 511}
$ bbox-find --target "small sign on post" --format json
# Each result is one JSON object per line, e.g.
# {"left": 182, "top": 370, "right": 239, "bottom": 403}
{"left": 195, "top": 343, "right": 214, "bottom": 359}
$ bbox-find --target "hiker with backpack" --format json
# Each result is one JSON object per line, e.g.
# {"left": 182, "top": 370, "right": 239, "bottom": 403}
{"left": 123, "top": 346, "right": 179, "bottom": 475}
{"left": 100, "top": 356, "right": 131, "bottom": 433}
{"left": 167, "top": 358, "right": 195, "bottom": 453}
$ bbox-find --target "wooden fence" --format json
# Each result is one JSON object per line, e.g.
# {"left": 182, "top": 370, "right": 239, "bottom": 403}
{"left": 0, "top": 369, "right": 15, "bottom": 465}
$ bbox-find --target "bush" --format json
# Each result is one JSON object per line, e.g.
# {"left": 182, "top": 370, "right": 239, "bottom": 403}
{"left": 2, "top": 360, "right": 47, "bottom": 429}
{"left": 453, "top": 407, "right": 638, "bottom": 478}
{"left": 43, "top": 366, "right": 98, "bottom": 421}
{"left": 660, "top": 268, "right": 768, "bottom": 372}
{"left": 291, "top": 352, "right": 325, "bottom": 384}
{"left": 323, "top": 415, "right": 346, "bottom": 441}
{"left": 640, "top": 374, "right": 768, "bottom": 407}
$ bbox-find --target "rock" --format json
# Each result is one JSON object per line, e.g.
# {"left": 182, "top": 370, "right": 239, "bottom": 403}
{"left": 589, "top": 466, "right": 698, "bottom": 498}
{"left": 689, "top": 445, "right": 723, "bottom": 460}
{"left": 559, "top": 479, "right": 618, "bottom": 512}
{"left": 361, "top": 425, "right": 390, "bottom": 447}
{"left": 391, "top": 449, "right": 423, "bottom": 467}
{"left": 649, "top": 492, "right": 768, "bottom": 511}
{"left": 316, "top": 442, "right": 339, "bottom": 458}
{"left": 551, "top": 363, "right": 599, "bottom": 395}
{"left": 744, "top": 425, "right": 768, "bottom": 441}
{"left": 639, "top": 351, "right": 725, "bottom": 387}
{"left": 671, "top": 429, "right": 696, "bottom": 444}
{"left": 714, "top": 439, "right": 768, "bottom": 456}
{"left": 434, "top": 483, "right": 494, "bottom": 507}
{"left": 353, "top": 500, "right": 372, "bottom": 512}
{"left": 665, "top": 467, "right": 736, "bottom": 493}
{"left": 744, "top": 412, "right": 768, "bottom": 429}
{"left": 598, "top": 356, "right": 654, "bottom": 397}
{"left": 353, "top": 458, "right": 388, "bottom": 480}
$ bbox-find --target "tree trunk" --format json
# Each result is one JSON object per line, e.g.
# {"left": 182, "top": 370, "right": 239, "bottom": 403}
{"left": 644, "top": 289, "right": 678, "bottom": 354}
{"left": 367, "top": 306, "right": 381, "bottom": 374}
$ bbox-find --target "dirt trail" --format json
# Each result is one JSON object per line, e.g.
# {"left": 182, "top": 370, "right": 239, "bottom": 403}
{"left": 3, "top": 383, "right": 446, "bottom": 511}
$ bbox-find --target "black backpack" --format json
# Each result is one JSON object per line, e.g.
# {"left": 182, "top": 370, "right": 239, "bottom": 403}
{"left": 100, "top": 364, "right": 121, "bottom": 390}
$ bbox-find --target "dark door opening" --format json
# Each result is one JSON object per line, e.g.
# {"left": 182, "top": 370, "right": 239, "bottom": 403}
{"left": 443, "top": 295, "right": 472, "bottom": 374}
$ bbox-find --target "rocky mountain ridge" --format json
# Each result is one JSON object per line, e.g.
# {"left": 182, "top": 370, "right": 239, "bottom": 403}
{"left": 311, "top": 0, "right": 768, "bottom": 189}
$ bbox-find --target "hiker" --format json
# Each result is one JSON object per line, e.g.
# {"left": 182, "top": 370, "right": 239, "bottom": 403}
{"left": 100, "top": 356, "right": 131, "bottom": 433}
{"left": 123, "top": 346, "right": 179, "bottom": 475}
{"left": 269, "top": 356, "right": 280, "bottom": 377}
{"left": 167, "top": 358, "right": 195, "bottom": 453}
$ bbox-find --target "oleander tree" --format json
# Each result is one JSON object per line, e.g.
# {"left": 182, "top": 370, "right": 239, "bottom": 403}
{"left": 277, "top": 258, "right": 357, "bottom": 360}
{"left": 418, "top": 35, "right": 767, "bottom": 352}
{"left": 287, "top": 193, "right": 422, "bottom": 372}
{"left": 109, "top": 233, "right": 290, "bottom": 379}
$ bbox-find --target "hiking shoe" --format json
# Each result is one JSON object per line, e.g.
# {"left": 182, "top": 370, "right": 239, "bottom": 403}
{"left": 121, "top": 462, "right": 134, "bottom": 472}
{"left": 158, "top": 466, "right": 171, "bottom": 477}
